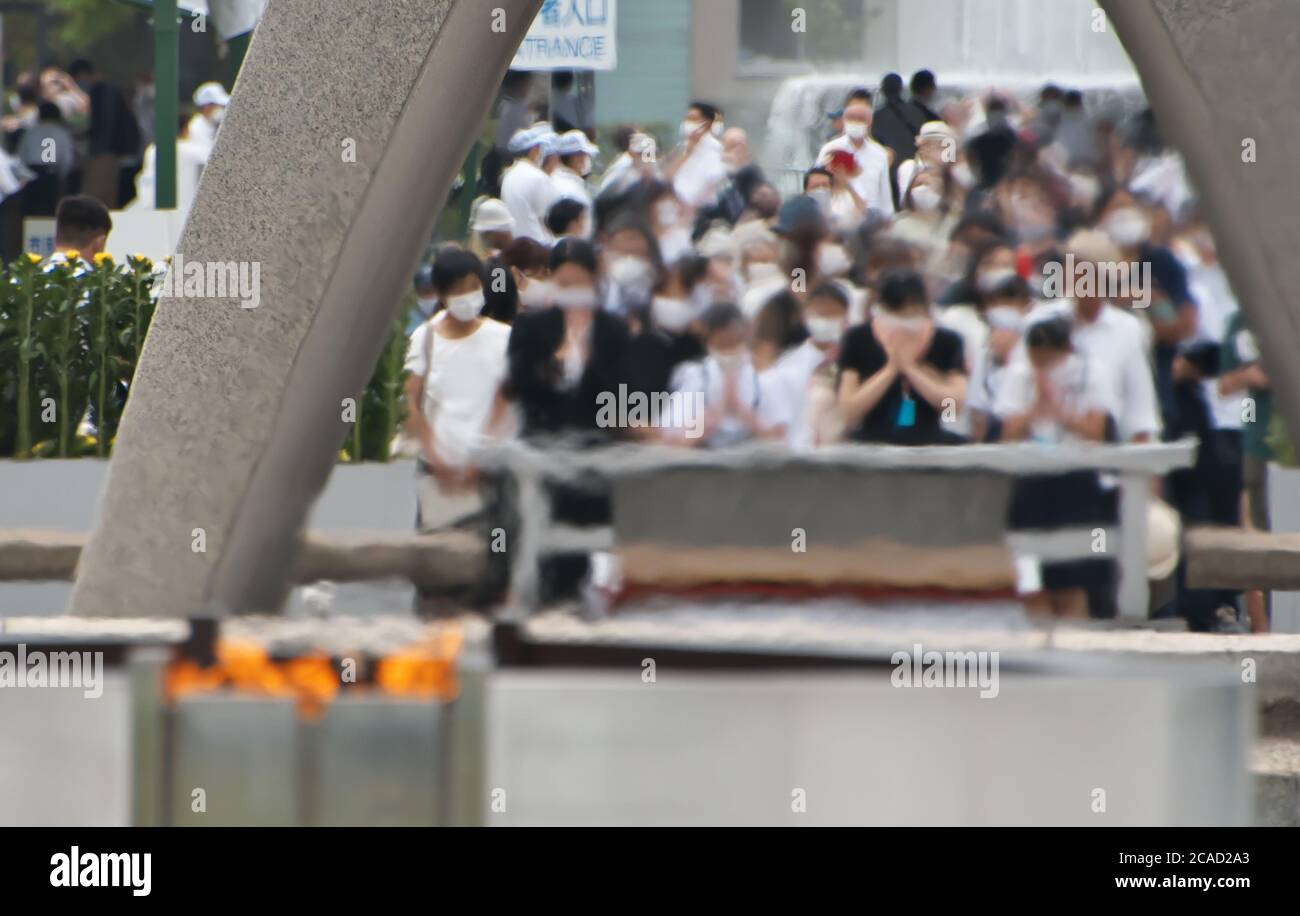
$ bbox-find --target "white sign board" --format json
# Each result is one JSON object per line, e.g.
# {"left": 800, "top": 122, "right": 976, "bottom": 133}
{"left": 21, "top": 218, "right": 56, "bottom": 259}
{"left": 511, "top": 0, "right": 617, "bottom": 72}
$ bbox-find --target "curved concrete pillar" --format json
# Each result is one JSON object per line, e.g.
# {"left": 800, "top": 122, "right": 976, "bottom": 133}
{"left": 70, "top": 0, "right": 542, "bottom": 616}
{"left": 1098, "top": 0, "right": 1300, "bottom": 445}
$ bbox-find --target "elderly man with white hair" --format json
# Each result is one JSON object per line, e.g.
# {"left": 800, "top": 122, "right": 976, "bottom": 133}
{"left": 500, "top": 125, "right": 559, "bottom": 244}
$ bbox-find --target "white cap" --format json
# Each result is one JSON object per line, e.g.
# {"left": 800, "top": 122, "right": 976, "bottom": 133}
{"left": 508, "top": 125, "right": 550, "bottom": 155}
{"left": 471, "top": 198, "right": 515, "bottom": 234}
{"left": 193, "top": 81, "right": 231, "bottom": 108}
{"left": 555, "top": 129, "right": 599, "bottom": 157}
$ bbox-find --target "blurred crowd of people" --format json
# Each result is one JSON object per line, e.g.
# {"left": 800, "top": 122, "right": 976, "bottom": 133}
{"left": 406, "top": 69, "right": 1274, "bottom": 631}
{"left": 1, "top": 60, "right": 230, "bottom": 257}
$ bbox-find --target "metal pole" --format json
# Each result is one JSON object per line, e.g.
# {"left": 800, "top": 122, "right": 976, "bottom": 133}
{"left": 153, "top": 0, "right": 178, "bottom": 209}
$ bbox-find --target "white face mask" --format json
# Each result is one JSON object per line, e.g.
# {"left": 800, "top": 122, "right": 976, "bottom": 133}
{"left": 712, "top": 349, "right": 748, "bottom": 374}
{"left": 652, "top": 295, "right": 695, "bottom": 333}
{"left": 1102, "top": 208, "right": 1151, "bottom": 247}
{"left": 1068, "top": 173, "right": 1101, "bottom": 209}
{"left": 553, "top": 285, "right": 597, "bottom": 310}
{"left": 910, "top": 185, "right": 943, "bottom": 212}
{"left": 879, "top": 313, "right": 928, "bottom": 334}
{"left": 977, "top": 266, "right": 1018, "bottom": 294}
{"left": 807, "top": 315, "right": 845, "bottom": 345}
{"left": 712, "top": 121, "right": 725, "bottom": 138}
{"left": 746, "top": 261, "right": 783, "bottom": 284}
{"left": 952, "top": 161, "right": 976, "bottom": 189}
{"left": 844, "top": 121, "right": 868, "bottom": 140}
{"left": 416, "top": 294, "right": 439, "bottom": 314}
{"left": 655, "top": 198, "right": 681, "bottom": 228}
{"left": 985, "top": 305, "right": 1024, "bottom": 331}
{"left": 658, "top": 226, "right": 693, "bottom": 263}
{"left": 608, "top": 255, "right": 655, "bottom": 293}
{"left": 519, "top": 278, "right": 552, "bottom": 309}
{"left": 680, "top": 119, "right": 705, "bottom": 139}
{"left": 817, "top": 243, "right": 851, "bottom": 278}
{"left": 446, "top": 289, "right": 484, "bottom": 322}
{"left": 807, "top": 187, "right": 831, "bottom": 211}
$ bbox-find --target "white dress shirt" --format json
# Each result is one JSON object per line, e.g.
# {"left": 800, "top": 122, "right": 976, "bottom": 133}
{"left": 672, "top": 133, "right": 728, "bottom": 209}
{"left": 816, "top": 134, "right": 895, "bottom": 215}
{"left": 501, "top": 157, "right": 559, "bottom": 244}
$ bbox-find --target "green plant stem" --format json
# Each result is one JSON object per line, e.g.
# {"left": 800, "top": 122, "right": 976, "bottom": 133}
{"left": 95, "top": 270, "right": 108, "bottom": 457}
{"left": 16, "top": 278, "right": 33, "bottom": 458}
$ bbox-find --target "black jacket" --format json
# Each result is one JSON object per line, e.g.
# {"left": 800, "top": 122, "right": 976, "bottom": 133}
{"left": 505, "top": 306, "right": 631, "bottom": 440}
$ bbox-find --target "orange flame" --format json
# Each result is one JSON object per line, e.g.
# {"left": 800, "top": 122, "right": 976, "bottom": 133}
{"left": 164, "top": 628, "right": 461, "bottom": 717}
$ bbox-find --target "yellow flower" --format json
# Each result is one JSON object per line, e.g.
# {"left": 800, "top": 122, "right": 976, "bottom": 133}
{"left": 63, "top": 249, "right": 80, "bottom": 261}
{"left": 93, "top": 252, "right": 114, "bottom": 266}
{"left": 25, "top": 252, "right": 42, "bottom": 264}
{"left": 132, "top": 253, "right": 153, "bottom": 267}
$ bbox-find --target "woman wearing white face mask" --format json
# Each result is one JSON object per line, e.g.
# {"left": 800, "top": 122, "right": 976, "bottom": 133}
{"left": 837, "top": 268, "right": 968, "bottom": 444}
{"left": 495, "top": 238, "right": 631, "bottom": 439}
{"left": 967, "top": 274, "right": 1033, "bottom": 442}
{"left": 403, "top": 248, "right": 512, "bottom": 526}
{"left": 624, "top": 259, "right": 709, "bottom": 442}
{"left": 671, "top": 302, "right": 783, "bottom": 448}
{"left": 761, "top": 282, "right": 851, "bottom": 448}
{"left": 888, "top": 168, "right": 958, "bottom": 273}
{"left": 499, "top": 237, "right": 553, "bottom": 313}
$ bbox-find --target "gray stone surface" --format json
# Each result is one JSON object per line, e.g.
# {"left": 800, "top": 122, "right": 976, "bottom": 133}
{"left": 614, "top": 468, "right": 1012, "bottom": 547}
{"left": 484, "top": 665, "right": 1251, "bottom": 826}
{"left": 69, "top": 0, "right": 541, "bottom": 618}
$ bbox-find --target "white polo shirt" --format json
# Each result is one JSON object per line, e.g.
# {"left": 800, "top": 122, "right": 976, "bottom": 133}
{"left": 1017, "top": 300, "right": 1162, "bottom": 442}
{"left": 501, "top": 157, "right": 558, "bottom": 244}
{"left": 816, "top": 134, "right": 895, "bottom": 215}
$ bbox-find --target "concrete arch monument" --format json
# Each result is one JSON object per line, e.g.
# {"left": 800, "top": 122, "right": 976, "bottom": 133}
{"left": 70, "top": 0, "right": 1300, "bottom": 617}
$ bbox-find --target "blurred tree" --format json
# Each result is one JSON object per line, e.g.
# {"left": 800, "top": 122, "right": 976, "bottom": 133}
{"left": 47, "top": 0, "right": 138, "bottom": 51}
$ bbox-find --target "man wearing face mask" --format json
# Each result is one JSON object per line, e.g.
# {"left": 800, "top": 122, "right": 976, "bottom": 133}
{"left": 816, "top": 99, "right": 895, "bottom": 215}
{"left": 501, "top": 126, "right": 561, "bottom": 244}
{"left": 551, "top": 129, "right": 599, "bottom": 235}
{"left": 404, "top": 248, "right": 511, "bottom": 528}
{"left": 664, "top": 101, "right": 728, "bottom": 210}
{"left": 1098, "top": 195, "right": 1195, "bottom": 436}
